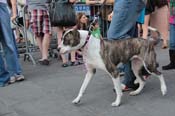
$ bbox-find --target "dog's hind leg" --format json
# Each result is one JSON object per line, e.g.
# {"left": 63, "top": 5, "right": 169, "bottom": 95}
{"left": 130, "top": 58, "right": 145, "bottom": 96}
{"left": 151, "top": 71, "right": 167, "bottom": 96}
{"left": 72, "top": 64, "right": 96, "bottom": 104}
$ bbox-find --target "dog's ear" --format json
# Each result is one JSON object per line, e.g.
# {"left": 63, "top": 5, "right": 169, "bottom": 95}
{"left": 72, "top": 29, "right": 80, "bottom": 40}
{"left": 71, "top": 29, "right": 81, "bottom": 46}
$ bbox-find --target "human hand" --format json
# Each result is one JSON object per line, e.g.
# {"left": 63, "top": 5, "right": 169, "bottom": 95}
{"left": 69, "top": 0, "right": 77, "bottom": 3}
{"left": 11, "top": 14, "right": 17, "bottom": 21}
{"left": 107, "top": 11, "right": 113, "bottom": 21}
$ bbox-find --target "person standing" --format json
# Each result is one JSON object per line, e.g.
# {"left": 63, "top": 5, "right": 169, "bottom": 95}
{"left": 107, "top": 0, "right": 146, "bottom": 90}
{"left": 162, "top": 0, "right": 175, "bottom": 70}
{"left": 0, "top": 0, "right": 25, "bottom": 87}
{"left": 28, "top": 0, "right": 51, "bottom": 65}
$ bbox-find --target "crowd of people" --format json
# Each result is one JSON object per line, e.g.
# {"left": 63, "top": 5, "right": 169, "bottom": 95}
{"left": 0, "top": 0, "right": 175, "bottom": 89}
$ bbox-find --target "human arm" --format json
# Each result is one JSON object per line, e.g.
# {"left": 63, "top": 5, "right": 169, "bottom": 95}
{"left": 69, "top": 0, "right": 77, "bottom": 3}
{"left": 107, "top": 11, "right": 113, "bottom": 21}
{"left": 86, "top": 0, "right": 105, "bottom": 5}
{"left": 10, "top": 0, "right": 17, "bottom": 21}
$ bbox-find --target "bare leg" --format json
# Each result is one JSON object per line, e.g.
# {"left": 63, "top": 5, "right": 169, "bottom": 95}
{"left": 57, "top": 27, "right": 68, "bottom": 64}
{"left": 35, "top": 36, "right": 43, "bottom": 56}
{"left": 42, "top": 33, "right": 51, "bottom": 60}
{"left": 150, "top": 6, "right": 169, "bottom": 48}
{"left": 70, "top": 51, "right": 76, "bottom": 62}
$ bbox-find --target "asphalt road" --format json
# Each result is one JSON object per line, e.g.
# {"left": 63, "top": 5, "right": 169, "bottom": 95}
{"left": 0, "top": 44, "right": 175, "bottom": 116}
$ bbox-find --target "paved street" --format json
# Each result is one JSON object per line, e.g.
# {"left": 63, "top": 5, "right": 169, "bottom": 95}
{"left": 0, "top": 43, "right": 175, "bottom": 116}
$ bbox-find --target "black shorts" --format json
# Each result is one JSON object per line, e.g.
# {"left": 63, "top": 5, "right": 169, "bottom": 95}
{"left": 145, "top": 0, "right": 168, "bottom": 15}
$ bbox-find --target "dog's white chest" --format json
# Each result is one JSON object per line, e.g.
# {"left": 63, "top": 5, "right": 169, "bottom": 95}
{"left": 83, "top": 36, "right": 106, "bottom": 70}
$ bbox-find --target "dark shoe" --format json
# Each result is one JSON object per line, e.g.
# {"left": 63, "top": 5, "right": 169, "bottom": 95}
{"left": 121, "top": 84, "right": 139, "bottom": 92}
{"left": 162, "top": 63, "right": 175, "bottom": 70}
{"left": 62, "top": 63, "right": 69, "bottom": 67}
{"left": 162, "top": 50, "right": 175, "bottom": 70}
{"left": 39, "top": 59, "right": 50, "bottom": 65}
{"left": 70, "top": 61, "right": 82, "bottom": 66}
{"left": 113, "top": 84, "right": 139, "bottom": 93}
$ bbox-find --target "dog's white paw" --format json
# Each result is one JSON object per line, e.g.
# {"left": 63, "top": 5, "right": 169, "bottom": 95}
{"left": 72, "top": 98, "right": 81, "bottom": 104}
{"left": 134, "top": 79, "right": 139, "bottom": 84}
{"left": 129, "top": 91, "right": 139, "bottom": 96}
{"left": 161, "top": 85, "right": 167, "bottom": 96}
{"left": 111, "top": 101, "right": 120, "bottom": 107}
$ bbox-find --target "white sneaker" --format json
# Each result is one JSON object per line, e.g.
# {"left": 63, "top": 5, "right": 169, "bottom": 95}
{"left": 15, "top": 74, "right": 25, "bottom": 81}
{"left": 9, "top": 76, "right": 16, "bottom": 84}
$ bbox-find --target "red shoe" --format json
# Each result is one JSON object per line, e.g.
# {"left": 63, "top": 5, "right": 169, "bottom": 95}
{"left": 121, "top": 84, "right": 132, "bottom": 92}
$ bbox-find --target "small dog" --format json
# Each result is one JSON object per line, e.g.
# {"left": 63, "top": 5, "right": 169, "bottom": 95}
{"left": 58, "top": 29, "right": 167, "bottom": 106}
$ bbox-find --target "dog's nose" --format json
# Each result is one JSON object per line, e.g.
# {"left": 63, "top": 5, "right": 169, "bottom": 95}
{"left": 57, "top": 47, "right": 61, "bottom": 52}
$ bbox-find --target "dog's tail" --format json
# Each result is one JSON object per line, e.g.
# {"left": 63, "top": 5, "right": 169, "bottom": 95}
{"left": 147, "top": 26, "right": 162, "bottom": 45}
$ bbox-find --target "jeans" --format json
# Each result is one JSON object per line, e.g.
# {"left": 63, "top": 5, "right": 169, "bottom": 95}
{"left": 107, "top": 0, "right": 145, "bottom": 87}
{"left": 169, "top": 24, "right": 175, "bottom": 50}
{"left": 0, "top": 3, "right": 22, "bottom": 86}
{"left": 107, "top": 0, "right": 145, "bottom": 39}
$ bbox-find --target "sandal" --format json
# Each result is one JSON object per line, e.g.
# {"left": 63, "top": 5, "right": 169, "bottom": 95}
{"left": 70, "top": 61, "right": 79, "bottom": 66}
{"left": 39, "top": 59, "right": 50, "bottom": 65}
{"left": 62, "top": 63, "right": 69, "bottom": 67}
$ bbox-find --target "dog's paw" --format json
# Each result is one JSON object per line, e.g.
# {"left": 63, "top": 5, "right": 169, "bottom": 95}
{"left": 134, "top": 79, "right": 139, "bottom": 84}
{"left": 72, "top": 98, "right": 80, "bottom": 104}
{"left": 129, "top": 91, "right": 139, "bottom": 96}
{"left": 161, "top": 85, "right": 167, "bottom": 96}
{"left": 111, "top": 101, "right": 120, "bottom": 107}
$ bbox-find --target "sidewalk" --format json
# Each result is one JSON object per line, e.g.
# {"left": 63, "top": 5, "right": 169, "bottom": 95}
{"left": 0, "top": 45, "right": 175, "bottom": 116}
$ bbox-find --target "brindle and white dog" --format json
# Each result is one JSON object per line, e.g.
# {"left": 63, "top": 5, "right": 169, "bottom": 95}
{"left": 58, "top": 29, "right": 167, "bottom": 107}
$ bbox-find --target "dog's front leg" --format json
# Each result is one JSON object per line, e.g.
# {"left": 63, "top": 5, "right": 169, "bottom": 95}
{"left": 110, "top": 75, "right": 123, "bottom": 107}
{"left": 72, "top": 65, "right": 95, "bottom": 104}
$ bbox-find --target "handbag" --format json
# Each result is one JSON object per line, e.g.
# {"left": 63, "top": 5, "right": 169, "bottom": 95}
{"left": 49, "top": 0, "right": 77, "bottom": 26}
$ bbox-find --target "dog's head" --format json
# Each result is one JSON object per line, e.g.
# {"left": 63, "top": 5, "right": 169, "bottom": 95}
{"left": 58, "top": 29, "right": 81, "bottom": 54}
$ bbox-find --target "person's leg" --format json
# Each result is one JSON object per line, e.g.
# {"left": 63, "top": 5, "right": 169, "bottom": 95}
{"left": 42, "top": 34, "right": 50, "bottom": 60}
{"left": 0, "top": 53, "right": 10, "bottom": 86}
{"left": 0, "top": 3, "right": 23, "bottom": 82}
{"left": 150, "top": 5, "right": 169, "bottom": 48}
{"left": 35, "top": 36, "right": 43, "bottom": 57}
{"left": 12, "top": 30, "right": 23, "bottom": 75}
{"left": 57, "top": 27, "right": 68, "bottom": 67}
{"left": 162, "top": 24, "right": 175, "bottom": 70}
{"left": 107, "top": 0, "right": 145, "bottom": 90}
{"left": 42, "top": 10, "right": 51, "bottom": 60}
{"left": 107, "top": 0, "right": 145, "bottom": 39}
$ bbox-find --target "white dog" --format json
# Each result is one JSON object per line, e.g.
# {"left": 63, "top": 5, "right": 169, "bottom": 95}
{"left": 58, "top": 29, "right": 167, "bottom": 106}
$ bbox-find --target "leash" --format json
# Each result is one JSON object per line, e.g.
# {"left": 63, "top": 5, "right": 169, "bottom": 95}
{"left": 143, "top": 26, "right": 162, "bottom": 62}
{"left": 82, "top": 0, "right": 108, "bottom": 48}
